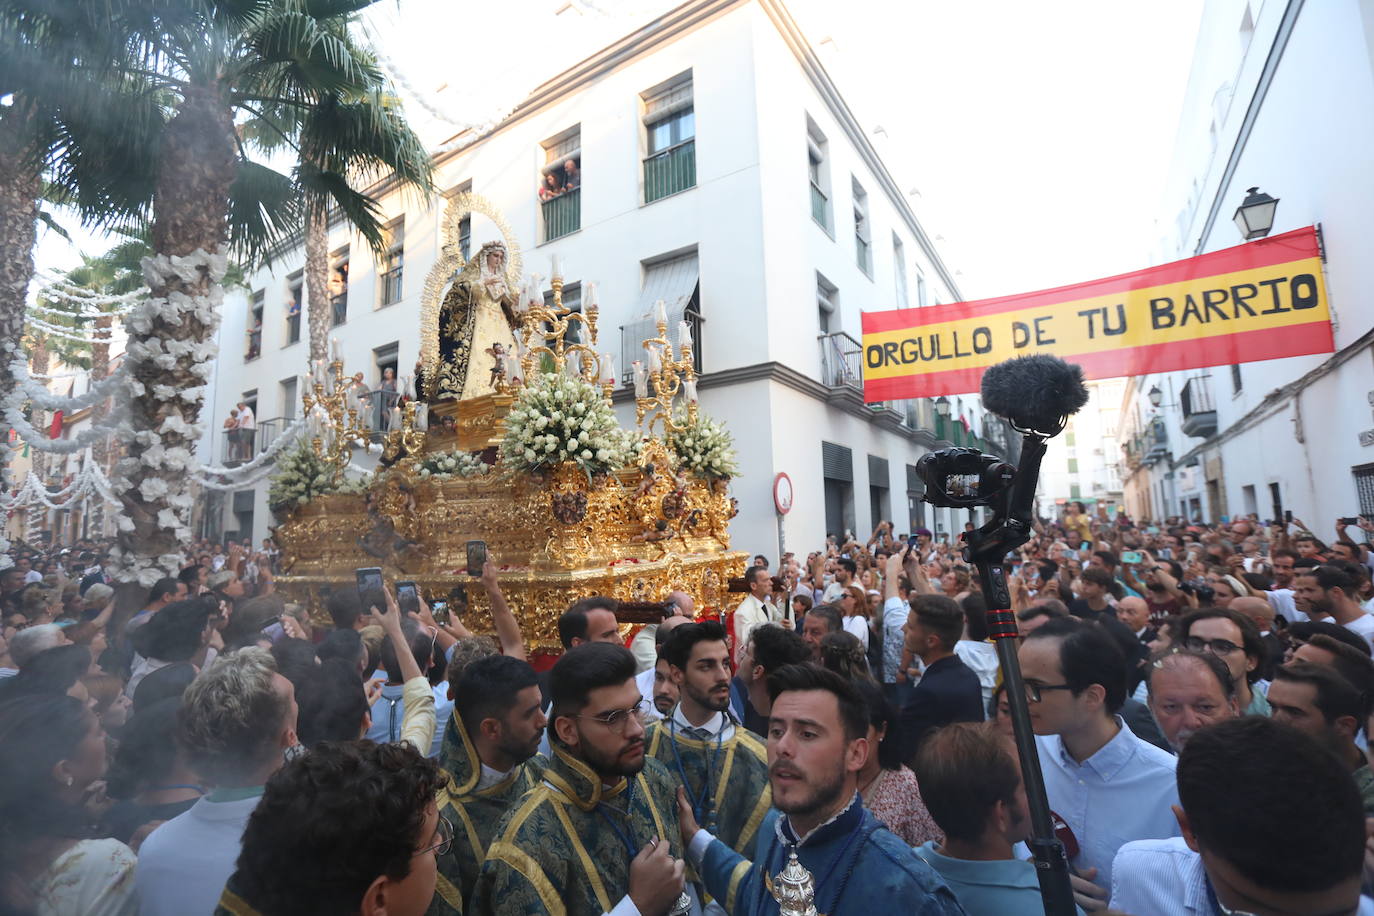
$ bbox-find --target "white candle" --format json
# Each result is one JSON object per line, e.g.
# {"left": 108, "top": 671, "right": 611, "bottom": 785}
{"left": 585, "top": 282, "right": 598, "bottom": 309}
{"left": 600, "top": 353, "right": 616, "bottom": 385}
{"left": 653, "top": 299, "right": 668, "bottom": 325}
{"left": 404, "top": 375, "right": 416, "bottom": 399}
{"left": 646, "top": 345, "right": 662, "bottom": 373}
{"left": 632, "top": 361, "right": 648, "bottom": 398}
{"left": 677, "top": 320, "right": 692, "bottom": 349}
{"left": 684, "top": 379, "right": 698, "bottom": 404}
{"left": 390, "top": 406, "right": 402, "bottom": 431}
{"left": 551, "top": 255, "right": 563, "bottom": 280}
{"left": 330, "top": 337, "right": 341, "bottom": 360}
{"left": 564, "top": 352, "right": 581, "bottom": 377}
{"left": 415, "top": 403, "right": 429, "bottom": 431}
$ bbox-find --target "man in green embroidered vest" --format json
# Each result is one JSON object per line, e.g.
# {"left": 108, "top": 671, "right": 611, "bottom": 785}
{"left": 428, "top": 654, "right": 548, "bottom": 915}
{"left": 472, "top": 643, "right": 692, "bottom": 915}
{"left": 645, "top": 621, "right": 771, "bottom": 864}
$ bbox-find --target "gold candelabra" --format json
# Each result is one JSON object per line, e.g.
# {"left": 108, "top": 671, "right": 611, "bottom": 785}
{"left": 380, "top": 399, "right": 428, "bottom": 467}
{"left": 512, "top": 274, "right": 614, "bottom": 404}
{"left": 633, "top": 309, "right": 699, "bottom": 439}
{"left": 301, "top": 358, "right": 371, "bottom": 483}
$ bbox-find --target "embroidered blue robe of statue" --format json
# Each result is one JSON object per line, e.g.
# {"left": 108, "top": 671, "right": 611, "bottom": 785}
{"left": 695, "top": 794, "right": 967, "bottom": 916}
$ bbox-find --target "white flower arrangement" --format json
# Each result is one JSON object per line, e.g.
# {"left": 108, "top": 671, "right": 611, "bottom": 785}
{"left": 269, "top": 443, "right": 346, "bottom": 515}
{"left": 667, "top": 411, "right": 740, "bottom": 480}
{"left": 500, "top": 372, "right": 632, "bottom": 477}
{"left": 418, "top": 449, "right": 490, "bottom": 479}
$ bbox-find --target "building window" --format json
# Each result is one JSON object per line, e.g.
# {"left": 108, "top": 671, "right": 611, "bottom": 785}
{"left": 280, "top": 377, "right": 298, "bottom": 421}
{"left": 543, "top": 282, "right": 583, "bottom": 346}
{"left": 1070, "top": 483, "right": 1081, "bottom": 499}
{"left": 1230, "top": 363, "right": 1242, "bottom": 394}
{"left": 620, "top": 250, "right": 701, "bottom": 380}
{"left": 540, "top": 127, "right": 581, "bottom": 242}
{"left": 822, "top": 441, "right": 855, "bottom": 540}
{"left": 807, "top": 116, "right": 832, "bottom": 232}
{"left": 246, "top": 290, "right": 264, "bottom": 361}
{"left": 379, "top": 220, "right": 404, "bottom": 306}
{"left": 916, "top": 270, "right": 928, "bottom": 308}
{"left": 1067, "top": 458, "right": 1079, "bottom": 474}
{"left": 445, "top": 181, "right": 473, "bottom": 261}
{"left": 892, "top": 234, "right": 908, "bottom": 308}
{"left": 817, "top": 273, "right": 838, "bottom": 336}
{"left": 329, "top": 246, "right": 349, "bottom": 326}
{"left": 642, "top": 72, "right": 695, "bottom": 203}
{"left": 1268, "top": 481, "right": 1283, "bottom": 522}
{"left": 285, "top": 271, "right": 303, "bottom": 346}
{"left": 1354, "top": 466, "right": 1374, "bottom": 517}
{"left": 853, "top": 178, "right": 871, "bottom": 275}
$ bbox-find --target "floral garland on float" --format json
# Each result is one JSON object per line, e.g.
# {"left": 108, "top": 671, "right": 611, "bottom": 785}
{"left": 498, "top": 371, "right": 633, "bottom": 480}
{"left": 666, "top": 410, "right": 739, "bottom": 481}
{"left": 417, "top": 449, "right": 489, "bottom": 480}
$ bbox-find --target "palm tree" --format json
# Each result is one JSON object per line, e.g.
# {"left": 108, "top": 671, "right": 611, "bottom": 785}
{"left": 90, "top": 0, "right": 430, "bottom": 585}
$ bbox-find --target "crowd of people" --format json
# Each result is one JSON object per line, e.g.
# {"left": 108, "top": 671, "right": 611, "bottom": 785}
{"left": 2, "top": 503, "right": 1374, "bottom": 915}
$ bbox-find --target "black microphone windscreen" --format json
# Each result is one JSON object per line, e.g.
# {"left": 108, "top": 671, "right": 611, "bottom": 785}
{"left": 980, "top": 355, "right": 1089, "bottom": 433}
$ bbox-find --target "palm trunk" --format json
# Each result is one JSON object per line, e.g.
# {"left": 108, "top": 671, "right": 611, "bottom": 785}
{"left": 0, "top": 99, "right": 41, "bottom": 505}
{"left": 90, "top": 314, "right": 112, "bottom": 537}
{"left": 112, "top": 82, "right": 236, "bottom": 589}
{"left": 304, "top": 204, "right": 329, "bottom": 364}
{"left": 26, "top": 338, "right": 49, "bottom": 539}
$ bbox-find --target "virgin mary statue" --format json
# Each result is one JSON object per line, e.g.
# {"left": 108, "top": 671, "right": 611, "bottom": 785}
{"left": 431, "top": 241, "right": 519, "bottom": 401}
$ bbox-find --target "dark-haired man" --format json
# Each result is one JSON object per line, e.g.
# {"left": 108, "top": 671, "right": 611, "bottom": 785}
{"left": 682, "top": 664, "right": 962, "bottom": 915}
{"left": 801, "top": 604, "right": 842, "bottom": 662}
{"left": 1109, "top": 717, "right": 1370, "bottom": 916}
{"left": 1019, "top": 617, "right": 1178, "bottom": 905}
{"left": 820, "top": 556, "right": 858, "bottom": 605}
{"left": 430, "top": 654, "right": 547, "bottom": 914}
{"left": 635, "top": 612, "right": 692, "bottom": 723}
{"left": 645, "top": 621, "right": 771, "bottom": 861}
{"left": 472, "top": 643, "right": 689, "bottom": 916}
{"left": 914, "top": 722, "right": 1086, "bottom": 915}
{"left": 537, "top": 596, "right": 626, "bottom": 755}
{"left": 1294, "top": 564, "right": 1374, "bottom": 652}
{"left": 898, "top": 594, "right": 984, "bottom": 764}
{"left": 1176, "top": 607, "right": 1270, "bottom": 716}
{"left": 216, "top": 740, "right": 448, "bottom": 916}
{"left": 1268, "top": 660, "right": 1374, "bottom": 815}
{"left": 731, "top": 623, "right": 810, "bottom": 737}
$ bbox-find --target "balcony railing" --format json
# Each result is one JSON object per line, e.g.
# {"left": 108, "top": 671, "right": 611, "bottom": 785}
{"left": 221, "top": 416, "right": 286, "bottom": 465}
{"left": 810, "top": 183, "right": 829, "bottom": 227}
{"left": 1180, "top": 375, "right": 1218, "bottom": 439}
{"left": 644, "top": 140, "right": 696, "bottom": 203}
{"left": 380, "top": 267, "right": 403, "bottom": 306}
{"left": 819, "top": 331, "right": 862, "bottom": 391}
{"left": 286, "top": 311, "right": 301, "bottom": 345}
{"left": 543, "top": 187, "right": 580, "bottom": 242}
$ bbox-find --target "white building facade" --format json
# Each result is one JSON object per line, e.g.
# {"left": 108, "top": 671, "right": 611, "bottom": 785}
{"left": 1119, "top": 0, "right": 1374, "bottom": 525}
{"left": 199, "top": 0, "right": 1014, "bottom": 558}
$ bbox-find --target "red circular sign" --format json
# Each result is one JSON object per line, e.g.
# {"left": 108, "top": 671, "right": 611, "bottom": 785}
{"left": 773, "top": 472, "right": 794, "bottom": 515}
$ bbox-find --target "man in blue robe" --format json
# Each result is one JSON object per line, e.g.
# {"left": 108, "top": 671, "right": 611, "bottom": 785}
{"left": 680, "top": 664, "right": 965, "bottom": 915}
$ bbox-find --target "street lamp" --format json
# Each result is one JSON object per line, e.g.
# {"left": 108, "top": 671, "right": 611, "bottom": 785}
{"left": 1233, "top": 187, "right": 1279, "bottom": 240}
{"left": 1148, "top": 385, "right": 1163, "bottom": 408}
{"left": 933, "top": 396, "right": 951, "bottom": 419}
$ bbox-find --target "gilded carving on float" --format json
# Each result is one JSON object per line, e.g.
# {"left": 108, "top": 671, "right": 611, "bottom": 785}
{"left": 273, "top": 196, "right": 745, "bottom": 651}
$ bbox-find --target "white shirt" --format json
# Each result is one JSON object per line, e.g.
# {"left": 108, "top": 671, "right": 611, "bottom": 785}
{"left": 1343, "top": 610, "right": 1374, "bottom": 652}
{"left": 953, "top": 640, "right": 1000, "bottom": 708}
{"left": 476, "top": 762, "right": 513, "bottom": 792}
{"left": 732, "top": 594, "right": 776, "bottom": 665}
{"left": 820, "top": 580, "right": 849, "bottom": 605}
{"left": 23, "top": 570, "right": 42, "bottom": 584}
{"left": 630, "top": 623, "right": 658, "bottom": 674}
{"left": 1268, "top": 588, "right": 1306, "bottom": 623}
{"left": 842, "top": 614, "right": 869, "bottom": 649}
{"left": 1036, "top": 716, "right": 1181, "bottom": 889}
{"left": 237, "top": 406, "right": 255, "bottom": 430}
{"left": 635, "top": 666, "right": 665, "bottom": 722}
{"left": 136, "top": 792, "right": 264, "bottom": 916}
{"left": 881, "top": 596, "right": 910, "bottom": 684}
{"left": 670, "top": 705, "right": 734, "bottom": 743}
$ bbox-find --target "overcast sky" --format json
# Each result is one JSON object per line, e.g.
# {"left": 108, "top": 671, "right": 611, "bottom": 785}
{"left": 35, "top": 0, "right": 1203, "bottom": 304}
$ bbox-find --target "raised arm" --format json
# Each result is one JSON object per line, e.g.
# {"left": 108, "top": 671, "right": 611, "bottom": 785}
{"left": 480, "top": 556, "right": 526, "bottom": 660}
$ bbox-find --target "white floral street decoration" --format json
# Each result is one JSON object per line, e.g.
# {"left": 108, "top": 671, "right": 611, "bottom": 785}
{"left": 418, "top": 449, "right": 490, "bottom": 480}
{"left": 667, "top": 411, "right": 740, "bottom": 480}
{"left": 500, "top": 372, "right": 632, "bottom": 478}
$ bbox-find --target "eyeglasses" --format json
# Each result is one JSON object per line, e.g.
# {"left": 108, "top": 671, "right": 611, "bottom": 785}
{"left": 1024, "top": 681, "right": 1075, "bottom": 703}
{"left": 1183, "top": 636, "right": 1241, "bottom": 656}
{"left": 577, "top": 700, "right": 643, "bottom": 733}
{"left": 417, "top": 816, "right": 453, "bottom": 857}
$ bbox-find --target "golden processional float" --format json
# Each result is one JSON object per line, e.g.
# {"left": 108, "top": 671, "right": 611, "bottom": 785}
{"left": 272, "top": 193, "right": 746, "bottom": 655}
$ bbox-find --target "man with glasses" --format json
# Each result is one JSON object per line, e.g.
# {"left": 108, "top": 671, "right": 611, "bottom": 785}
{"left": 217, "top": 740, "right": 449, "bottom": 916}
{"left": 645, "top": 621, "right": 771, "bottom": 868}
{"left": 1017, "top": 617, "right": 1179, "bottom": 911}
{"left": 473, "top": 643, "right": 692, "bottom": 916}
{"left": 1175, "top": 608, "right": 1270, "bottom": 717}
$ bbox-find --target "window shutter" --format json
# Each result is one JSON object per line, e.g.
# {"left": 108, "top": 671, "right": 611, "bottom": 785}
{"left": 822, "top": 442, "right": 852, "bottom": 482}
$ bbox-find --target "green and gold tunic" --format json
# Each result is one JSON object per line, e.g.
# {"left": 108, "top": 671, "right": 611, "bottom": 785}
{"left": 426, "top": 714, "right": 546, "bottom": 915}
{"left": 644, "top": 711, "right": 772, "bottom": 858}
{"left": 469, "top": 745, "right": 685, "bottom": 916}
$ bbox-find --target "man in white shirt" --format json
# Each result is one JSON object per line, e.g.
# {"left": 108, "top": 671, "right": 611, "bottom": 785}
{"left": 731, "top": 565, "right": 778, "bottom": 666}
{"left": 1019, "top": 617, "right": 1180, "bottom": 910}
{"left": 1294, "top": 564, "right": 1374, "bottom": 652}
{"left": 136, "top": 647, "right": 299, "bottom": 916}
{"left": 235, "top": 400, "right": 256, "bottom": 461}
{"left": 820, "top": 557, "right": 857, "bottom": 605}
{"left": 1110, "top": 717, "right": 1372, "bottom": 916}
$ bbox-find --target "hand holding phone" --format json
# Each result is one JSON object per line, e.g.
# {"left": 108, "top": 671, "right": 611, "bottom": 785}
{"left": 396, "top": 581, "right": 420, "bottom": 615}
{"left": 355, "top": 567, "right": 384, "bottom": 615}
{"left": 466, "top": 540, "right": 487, "bottom": 578}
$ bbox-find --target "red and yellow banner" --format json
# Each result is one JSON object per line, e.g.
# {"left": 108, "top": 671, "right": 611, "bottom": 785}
{"left": 861, "top": 226, "right": 1333, "bottom": 401}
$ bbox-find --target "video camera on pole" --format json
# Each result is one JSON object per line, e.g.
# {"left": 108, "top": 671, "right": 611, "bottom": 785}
{"left": 918, "top": 354, "right": 1089, "bottom": 916}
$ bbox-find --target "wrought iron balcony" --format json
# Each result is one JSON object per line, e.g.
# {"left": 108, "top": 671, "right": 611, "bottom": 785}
{"left": 1180, "top": 375, "right": 1218, "bottom": 438}
{"left": 818, "top": 331, "right": 862, "bottom": 391}
{"left": 810, "top": 183, "right": 829, "bottom": 228}
{"left": 542, "top": 187, "right": 580, "bottom": 241}
{"left": 644, "top": 140, "right": 695, "bottom": 203}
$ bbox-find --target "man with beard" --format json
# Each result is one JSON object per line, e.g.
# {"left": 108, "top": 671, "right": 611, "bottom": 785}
{"left": 473, "top": 643, "right": 690, "bottom": 916}
{"left": 653, "top": 654, "right": 681, "bottom": 717}
{"left": 429, "top": 655, "right": 548, "bottom": 914}
{"left": 636, "top": 613, "right": 692, "bottom": 722}
{"left": 681, "top": 664, "right": 962, "bottom": 916}
{"left": 1293, "top": 564, "right": 1374, "bottom": 652}
{"left": 645, "top": 622, "right": 771, "bottom": 867}
{"left": 1267, "top": 661, "right": 1374, "bottom": 815}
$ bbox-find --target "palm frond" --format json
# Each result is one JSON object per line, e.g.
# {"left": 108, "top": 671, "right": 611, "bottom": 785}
{"left": 227, "top": 157, "right": 303, "bottom": 268}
